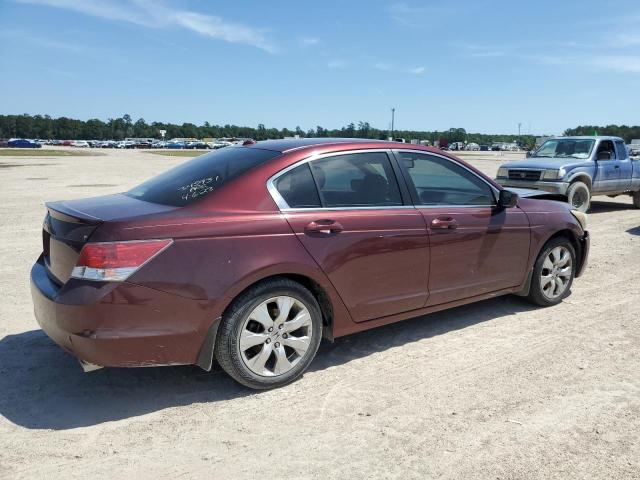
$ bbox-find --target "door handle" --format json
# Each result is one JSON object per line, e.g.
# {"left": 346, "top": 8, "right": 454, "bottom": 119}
{"left": 305, "top": 220, "right": 344, "bottom": 235}
{"left": 431, "top": 217, "right": 458, "bottom": 230}
{"left": 614, "top": 165, "right": 620, "bottom": 169}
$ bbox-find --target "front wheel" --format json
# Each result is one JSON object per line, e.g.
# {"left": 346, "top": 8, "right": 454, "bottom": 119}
{"left": 527, "top": 237, "right": 576, "bottom": 307}
{"left": 566, "top": 181, "right": 590, "bottom": 213}
{"left": 215, "top": 278, "right": 322, "bottom": 390}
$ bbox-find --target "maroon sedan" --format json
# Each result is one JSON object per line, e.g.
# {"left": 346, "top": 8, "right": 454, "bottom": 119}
{"left": 31, "top": 139, "right": 589, "bottom": 389}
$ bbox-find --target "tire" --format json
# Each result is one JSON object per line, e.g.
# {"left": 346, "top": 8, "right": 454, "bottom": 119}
{"left": 215, "top": 278, "right": 322, "bottom": 390}
{"left": 527, "top": 236, "right": 576, "bottom": 307}
{"left": 566, "top": 181, "right": 590, "bottom": 212}
{"left": 633, "top": 191, "right": 640, "bottom": 209}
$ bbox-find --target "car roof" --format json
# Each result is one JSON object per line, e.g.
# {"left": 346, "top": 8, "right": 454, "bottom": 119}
{"left": 246, "top": 137, "right": 409, "bottom": 153}
{"left": 554, "top": 136, "right": 624, "bottom": 141}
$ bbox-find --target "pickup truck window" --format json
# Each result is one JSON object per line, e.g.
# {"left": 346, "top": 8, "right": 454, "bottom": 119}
{"left": 615, "top": 141, "right": 628, "bottom": 160}
{"left": 596, "top": 140, "right": 616, "bottom": 160}
{"left": 535, "top": 139, "right": 594, "bottom": 159}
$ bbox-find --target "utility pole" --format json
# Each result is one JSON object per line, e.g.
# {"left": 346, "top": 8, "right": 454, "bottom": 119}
{"left": 390, "top": 108, "right": 395, "bottom": 139}
{"left": 518, "top": 122, "right": 522, "bottom": 146}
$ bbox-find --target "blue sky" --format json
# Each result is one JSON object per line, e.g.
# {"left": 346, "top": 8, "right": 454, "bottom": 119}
{"left": 0, "top": 0, "right": 639, "bottom": 134}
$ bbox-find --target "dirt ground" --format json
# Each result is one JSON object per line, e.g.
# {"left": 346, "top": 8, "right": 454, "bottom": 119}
{"left": 1, "top": 148, "right": 638, "bottom": 479}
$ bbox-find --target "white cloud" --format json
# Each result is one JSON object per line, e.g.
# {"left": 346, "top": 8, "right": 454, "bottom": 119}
{"left": 610, "top": 33, "right": 640, "bottom": 47}
{"left": 0, "top": 30, "right": 85, "bottom": 53}
{"left": 327, "top": 59, "right": 348, "bottom": 69}
{"left": 373, "top": 62, "right": 392, "bottom": 71}
{"left": 532, "top": 54, "right": 640, "bottom": 73}
{"left": 586, "top": 56, "right": 640, "bottom": 73}
{"left": 373, "top": 62, "right": 425, "bottom": 74}
{"left": 300, "top": 37, "right": 321, "bottom": 47}
{"left": 388, "top": 2, "right": 452, "bottom": 26}
{"left": 14, "top": 0, "right": 276, "bottom": 53}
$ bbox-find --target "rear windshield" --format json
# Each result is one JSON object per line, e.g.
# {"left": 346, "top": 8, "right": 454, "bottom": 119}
{"left": 126, "top": 147, "right": 281, "bottom": 206}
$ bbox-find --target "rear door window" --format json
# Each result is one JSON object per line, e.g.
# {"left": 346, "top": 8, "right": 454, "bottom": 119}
{"left": 308, "top": 152, "right": 403, "bottom": 208}
{"left": 126, "top": 147, "right": 280, "bottom": 206}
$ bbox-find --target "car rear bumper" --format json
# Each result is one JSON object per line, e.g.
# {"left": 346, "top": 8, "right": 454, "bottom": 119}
{"left": 498, "top": 179, "right": 569, "bottom": 196}
{"left": 30, "top": 255, "right": 215, "bottom": 370}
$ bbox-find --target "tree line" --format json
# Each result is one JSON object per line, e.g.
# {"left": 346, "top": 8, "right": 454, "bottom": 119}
{"left": 3, "top": 113, "right": 637, "bottom": 146}
{"left": 563, "top": 125, "right": 640, "bottom": 142}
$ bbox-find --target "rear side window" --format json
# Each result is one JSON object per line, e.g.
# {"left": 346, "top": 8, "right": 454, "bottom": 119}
{"left": 126, "top": 147, "right": 280, "bottom": 206}
{"left": 309, "top": 152, "right": 403, "bottom": 207}
{"left": 615, "top": 141, "right": 628, "bottom": 160}
{"left": 274, "top": 164, "right": 321, "bottom": 208}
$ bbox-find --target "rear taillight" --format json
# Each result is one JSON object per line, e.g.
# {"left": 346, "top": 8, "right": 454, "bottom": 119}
{"left": 71, "top": 239, "right": 172, "bottom": 282}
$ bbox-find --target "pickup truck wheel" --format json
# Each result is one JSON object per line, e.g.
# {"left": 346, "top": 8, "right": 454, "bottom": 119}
{"left": 215, "top": 278, "right": 322, "bottom": 390}
{"left": 527, "top": 237, "right": 576, "bottom": 307}
{"left": 633, "top": 191, "right": 640, "bottom": 209}
{"left": 566, "top": 181, "right": 590, "bottom": 213}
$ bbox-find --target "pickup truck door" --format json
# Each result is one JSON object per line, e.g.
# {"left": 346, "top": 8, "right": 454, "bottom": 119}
{"left": 593, "top": 140, "right": 621, "bottom": 194}
{"left": 615, "top": 140, "right": 633, "bottom": 191}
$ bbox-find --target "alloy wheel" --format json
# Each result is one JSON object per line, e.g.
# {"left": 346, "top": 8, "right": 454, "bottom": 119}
{"left": 239, "top": 296, "right": 313, "bottom": 377}
{"left": 540, "top": 246, "right": 573, "bottom": 299}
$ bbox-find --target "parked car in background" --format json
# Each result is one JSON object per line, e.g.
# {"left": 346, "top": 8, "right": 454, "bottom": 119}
{"left": 71, "top": 140, "right": 89, "bottom": 148}
{"left": 185, "top": 140, "right": 210, "bottom": 149}
{"left": 31, "top": 138, "right": 589, "bottom": 389}
{"left": 479, "top": 144, "right": 489, "bottom": 151}
{"left": 208, "top": 140, "right": 232, "bottom": 149}
{"left": 8, "top": 138, "right": 41, "bottom": 148}
{"left": 496, "top": 136, "right": 640, "bottom": 212}
{"left": 166, "top": 141, "right": 186, "bottom": 149}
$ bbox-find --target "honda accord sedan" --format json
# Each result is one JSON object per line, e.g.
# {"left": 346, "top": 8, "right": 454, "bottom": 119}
{"left": 31, "top": 138, "right": 589, "bottom": 389}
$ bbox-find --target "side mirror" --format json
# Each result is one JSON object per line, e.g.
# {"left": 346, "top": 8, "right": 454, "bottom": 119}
{"left": 596, "top": 151, "right": 612, "bottom": 161}
{"left": 498, "top": 189, "right": 518, "bottom": 208}
{"left": 526, "top": 150, "right": 532, "bottom": 158}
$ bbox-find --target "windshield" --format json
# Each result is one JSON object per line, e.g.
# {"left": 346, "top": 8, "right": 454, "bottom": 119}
{"left": 126, "top": 147, "right": 281, "bottom": 206}
{"left": 534, "top": 139, "right": 595, "bottom": 159}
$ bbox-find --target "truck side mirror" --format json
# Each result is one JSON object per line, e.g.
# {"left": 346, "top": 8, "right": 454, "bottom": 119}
{"left": 498, "top": 190, "right": 518, "bottom": 208}
{"left": 526, "top": 150, "right": 532, "bottom": 158}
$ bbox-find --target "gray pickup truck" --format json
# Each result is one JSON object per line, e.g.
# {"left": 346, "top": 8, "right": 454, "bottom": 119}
{"left": 496, "top": 136, "right": 640, "bottom": 212}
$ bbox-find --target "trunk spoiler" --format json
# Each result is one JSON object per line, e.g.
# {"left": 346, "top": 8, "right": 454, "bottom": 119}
{"left": 46, "top": 201, "right": 102, "bottom": 225}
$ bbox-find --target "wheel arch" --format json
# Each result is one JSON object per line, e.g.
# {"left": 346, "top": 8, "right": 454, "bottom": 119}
{"left": 222, "top": 269, "right": 339, "bottom": 338}
{"left": 567, "top": 173, "right": 592, "bottom": 191}
{"left": 517, "top": 228, "right": 583, "bottom": 297}
{"left": 196, "top": 271, "right": 339, "bottom": 372}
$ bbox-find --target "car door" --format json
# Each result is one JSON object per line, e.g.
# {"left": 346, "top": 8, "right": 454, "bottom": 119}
{"left": 615, "top": 140, "right": 633, "bottom": 191}
{"left": 393, "top": 150, "right": 531, "bottom": 306}
{"left": 593, "top": 140, "right": 621, "bottom": 193}
{"left": 269, "top": 150, "right": 430, "bottom": 323}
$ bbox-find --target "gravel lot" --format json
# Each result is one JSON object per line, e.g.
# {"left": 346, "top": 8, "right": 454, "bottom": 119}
{"left": 1, "top": 148, "right": 639, "bottom": 479}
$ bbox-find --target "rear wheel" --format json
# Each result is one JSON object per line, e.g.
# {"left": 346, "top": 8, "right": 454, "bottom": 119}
{"left": 633, "top": 191, "right": 640, "bottom": 209}
{"left": 566, "top": 181, "right": 590, "bottom": 213}
{"left": 215, "top": 278, "right": 322, "bottom": 390}
{"left": 527, "top": 237, "right": 576, "bottom": 307}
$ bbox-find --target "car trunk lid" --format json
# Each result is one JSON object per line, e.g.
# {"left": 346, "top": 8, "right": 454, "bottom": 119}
{"left": 43, "top": 194, "right": 178, "bottom": 284}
